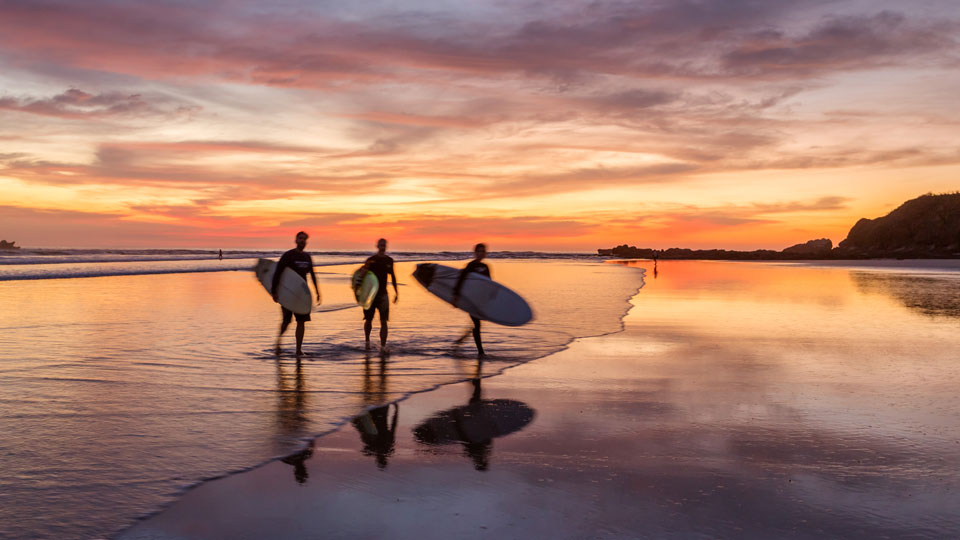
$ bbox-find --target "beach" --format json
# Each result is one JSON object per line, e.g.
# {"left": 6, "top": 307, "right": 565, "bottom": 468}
{"left": 115, "top": 259, "right": 960, "bottom": 539}
{"left": 2, "top": 257, "right": 960, "bottom": 538}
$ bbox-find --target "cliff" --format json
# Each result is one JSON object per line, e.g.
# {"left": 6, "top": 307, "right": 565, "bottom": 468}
{"left": 836, "top": 193, "right": 960, "bottom": 257}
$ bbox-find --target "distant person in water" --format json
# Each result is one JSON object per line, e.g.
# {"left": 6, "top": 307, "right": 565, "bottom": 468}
{"left": 273, "top": 231, "right": 321, "bottom": 357}
{"left": 452, "top": 243, "right": 489, "bottom": 357}
{"left": 359, "top": 238, "right": 398, "bottom": 352}
{"left": 218, "top": 249, "right": 223, "bottom": 260}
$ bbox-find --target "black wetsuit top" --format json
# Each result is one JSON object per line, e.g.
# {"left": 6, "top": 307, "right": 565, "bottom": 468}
{"left": 273, "top": 248, "right": 315, "bottom": 292}
{"left": 454, "top": 260, "right": 490, "bottom": 296}
{"left": 364, "top": 254, "right": 396, "bottom": 298}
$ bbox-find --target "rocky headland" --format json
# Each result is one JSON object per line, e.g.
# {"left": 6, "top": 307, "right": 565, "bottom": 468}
{"left": 598, "top": 193, "right": 960, "bottom": 260}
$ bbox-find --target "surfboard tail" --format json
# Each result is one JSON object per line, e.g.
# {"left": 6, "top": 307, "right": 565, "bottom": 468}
{"left": 413, "top": 263, "right": 436, "bottom": 287}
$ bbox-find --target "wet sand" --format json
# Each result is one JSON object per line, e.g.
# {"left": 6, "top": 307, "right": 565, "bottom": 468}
{"left": 119, "top": 261, "right": 960, "bottom": 539}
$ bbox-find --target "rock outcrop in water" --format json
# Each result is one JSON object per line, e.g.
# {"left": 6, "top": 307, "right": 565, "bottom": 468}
{"left": 0, "top": 240, "right": 21, "bottom": 250}
{"left": 598, "top": 193, "right": 960, "bottom": 260}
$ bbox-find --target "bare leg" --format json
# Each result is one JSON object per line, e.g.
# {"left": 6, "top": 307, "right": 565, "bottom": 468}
{"left": 276, "top": 319, "right": 291, "bottom": 354}
{"left": 364, "top": 318, "right": 373, "bottom": 350}
{"left": 295, "top": 321, "right": 305, "bottom": 356}
{"left": 454, "top": 328, "right": 471, "bottom": 344}
{"left": 471, "top": 316, "right": 485, "bottom": 357}
{"left": 379, "top": 319, "right": 388, "bottom": 349}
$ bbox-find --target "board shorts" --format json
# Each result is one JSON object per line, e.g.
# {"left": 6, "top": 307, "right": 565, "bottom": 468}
{"left": 282, "top": 306, "right": 311, "bottom": 324}
{"left": 364, "top": 294, "right": 389, "bottom": 323}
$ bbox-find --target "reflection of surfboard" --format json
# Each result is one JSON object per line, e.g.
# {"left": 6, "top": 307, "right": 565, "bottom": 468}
{"left": 412, "top": 263, "right": 533, "bottom": 326}
{"left": 352, "top": 269, "right": 379, "bottom": 310}
{"left": 254, "top": 258, "right": 313, "bottom": 314}
{"left": 414, "top": 399, "right": 535, "bottom": 445}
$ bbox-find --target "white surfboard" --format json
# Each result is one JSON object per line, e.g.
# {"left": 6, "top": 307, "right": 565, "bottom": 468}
{"left": 352, "top": 268, "right": 379, "bottom": 310}
{"left": 412, "top": 263, "right": 533, "bottom": 326}
{"left": 254, "top": 258, "right": 314, "bottom": 315}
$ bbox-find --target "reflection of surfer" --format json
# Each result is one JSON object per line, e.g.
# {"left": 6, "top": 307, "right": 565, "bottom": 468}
{"left": 276, "top": 360, "right": 313, "bottom": 484}
{"left": 413, "top": 377, "right": 535, "bottom": 471}
{"left": 360, "top": 238, "right": 398, "bottom": 352}
{"left": 352, "top": 404, "right": 399, "bottom": 470}
{"left": 273, "top": 231, "right": 321, "bottom": 357}
{"left": 280, "top": 440, "right": 314, "bottom": 484}
{"left": 461, "top": 378, "right": 491, "bottom": 470}
{"left": 452, "top": 243, "right": 489, "bottom": 357}
{"left": 351, "top": 354, "right": 398, "bottom": 469}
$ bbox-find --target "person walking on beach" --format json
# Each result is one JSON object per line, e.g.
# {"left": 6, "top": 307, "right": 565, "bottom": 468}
{"left": 359, "top": 238, "right": 398, "bottom": 352}
{"left": 452, "top": 243, "right": 489, "bottom": 357}
{"left": 273, "top": 231, "right": 321, "bottom": 357}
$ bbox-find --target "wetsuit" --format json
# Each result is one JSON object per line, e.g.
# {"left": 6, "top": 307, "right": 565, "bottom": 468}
{"left": 363, "top": 253, "right": 395, "bottom": 322}
{"left": 454, "top": 260, "right": 490, "bottom": 355}
{"left": 273, "top": 248, "right": 315, "bottom": 323}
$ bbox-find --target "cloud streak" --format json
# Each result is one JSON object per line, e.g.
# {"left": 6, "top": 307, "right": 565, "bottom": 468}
{"left": 0, "top": 88, "right": 198, "bottom": 119}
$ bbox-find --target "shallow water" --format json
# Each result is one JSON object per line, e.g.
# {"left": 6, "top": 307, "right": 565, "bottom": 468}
{"left": 118, "top": 259, "right": 960, "bottom": 540}
{"left": 0, "top": 258, "right": 641, "bottom": 539}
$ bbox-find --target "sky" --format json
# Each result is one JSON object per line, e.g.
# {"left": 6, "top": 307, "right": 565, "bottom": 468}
{"left": 1, "top": 0, "right": 958, "bottom": 251}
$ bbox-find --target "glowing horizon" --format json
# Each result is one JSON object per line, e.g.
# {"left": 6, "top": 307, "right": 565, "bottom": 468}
{"left": 1, "top": 0, "right": 958, "bottom": 251}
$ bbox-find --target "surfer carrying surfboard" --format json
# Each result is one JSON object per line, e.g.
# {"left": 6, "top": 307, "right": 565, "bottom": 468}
{"left": 359, "top": 238, "right": 398, "bottom": 352}
{"left": 452, "top": 243, "right": 490, "bottom": 357}
{"left": 273, "top": 231, "right": 321, "bottom": 356}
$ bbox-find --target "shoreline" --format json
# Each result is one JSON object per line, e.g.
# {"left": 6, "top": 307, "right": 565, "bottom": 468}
{"left": 114, "top": 307, "right": 643, "bottom": 539}
{"left": 117, "top": 267, "right": 960, "bottom": 538}
{"left": 111, "top": 264, "right": 647, "bottom": 537}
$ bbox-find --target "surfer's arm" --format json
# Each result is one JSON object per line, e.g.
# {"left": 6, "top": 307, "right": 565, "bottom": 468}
{"left": 390, "top": 265, "right": 399, "bottom": 302}
{"left": 309, "top": 264, "right": 321, "bottom": 302}
{"left": 359, "top": 257, "right": 373, "bottom": 278}
{"left": 452, "top": 265, "right": 471, "bottom": 303}
{"left": 271, "top": 254, "right": 289, "bottom": 300}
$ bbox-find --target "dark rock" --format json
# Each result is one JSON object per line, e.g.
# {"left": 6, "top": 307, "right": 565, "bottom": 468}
{"left": 782, "top": 238, "right": 832, "bottom": 255}
{"left": 836, "top": 193, "right": 960, "bottom": 258}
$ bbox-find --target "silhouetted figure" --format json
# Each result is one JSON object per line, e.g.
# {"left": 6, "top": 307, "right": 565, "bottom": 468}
{"left": 452, "top": 243, "right": 489, "bottom": 357}
{"left": 359, "top": 238, "right": 398, "bottom": 353}
{"left": 273, "top": 231, "right": 321, "bottom": 357}
{"left": 218, "top": 249, "right": 223, "bottom": 260}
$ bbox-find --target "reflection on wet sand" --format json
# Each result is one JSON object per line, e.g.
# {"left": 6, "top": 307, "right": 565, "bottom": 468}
{"left": 275, "top": 360, "right": 313, "bottom": 484}
{"left": 414, "top": 377, "right": 535, "bottom": 471}
{"left": 851, "top": 271, "right": 960, "bottom": 318}
{"left": 351, "top": 354, "right": 398, "bottom": 470}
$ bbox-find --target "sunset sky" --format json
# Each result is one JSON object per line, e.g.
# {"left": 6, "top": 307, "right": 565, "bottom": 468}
{"left": 1, "top": 0, "right": 958, "bottom": 250}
